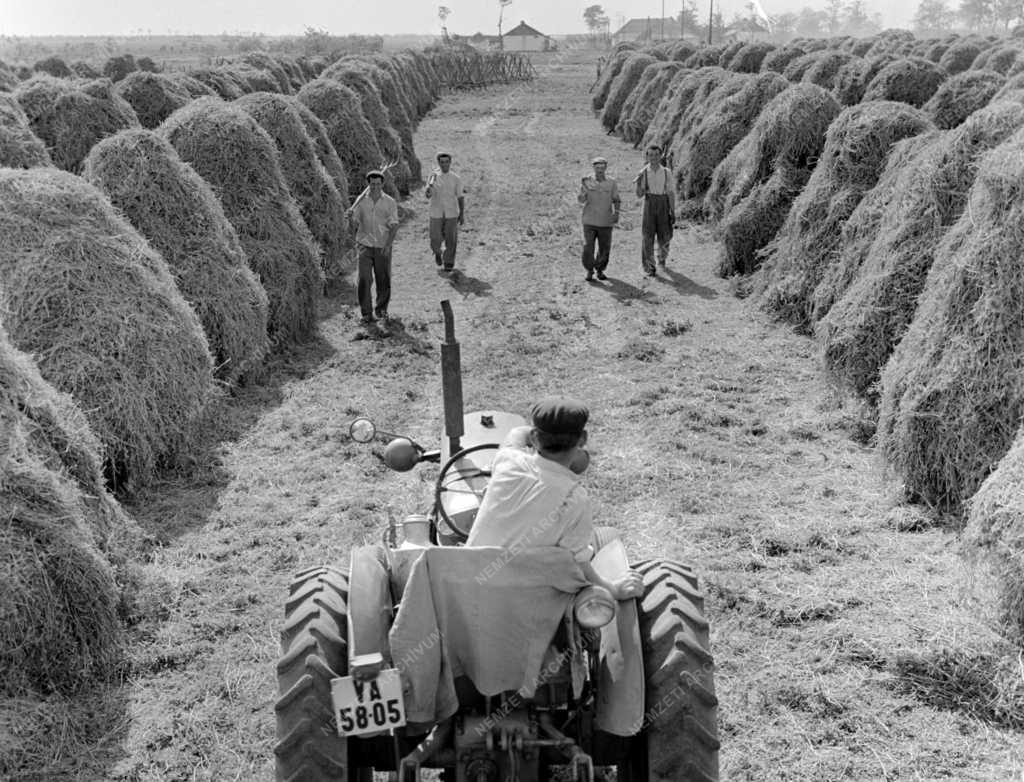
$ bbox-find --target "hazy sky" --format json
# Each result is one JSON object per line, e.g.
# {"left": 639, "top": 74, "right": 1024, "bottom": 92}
{"left": 0, "top": 0, "right": 909, "bottom": 37}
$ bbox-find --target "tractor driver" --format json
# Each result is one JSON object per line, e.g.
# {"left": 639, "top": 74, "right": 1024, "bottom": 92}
{"left": 465, "top": 396, "right": 644, "bottom": 601}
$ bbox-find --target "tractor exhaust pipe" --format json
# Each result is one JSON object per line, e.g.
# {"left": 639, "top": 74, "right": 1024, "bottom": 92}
{"left": 440, "top": 300, "right": 464, "bottom": 454}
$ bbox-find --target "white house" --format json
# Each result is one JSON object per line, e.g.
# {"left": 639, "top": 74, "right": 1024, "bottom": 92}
{"left": 502, "top": 21, "right": 555, "bottom": 52}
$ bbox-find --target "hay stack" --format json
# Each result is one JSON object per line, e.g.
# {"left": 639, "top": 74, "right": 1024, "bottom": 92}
{"left": 683, "top": 45, "right": 726, "bottom": 69}
{"left": 709, "top": 84, "right": 841, "bottom": 276}
{"left": 637, "top": 67, "right": 693, "bottom": 150}
{"left": 114, "top": 71, "right": 192, "bottom": 129}
{"left": 939, "top": 40, "right": 985, "bottom": 74}
{"left": 297, "top": 78, "right": 386, "bottom": 200}
{"left": 726, "top": 41, "right": 775, "bottom": 73}
{"left": 69, "top": 60, "right": 101, "bottom": 79}
{"left": 48, "top": 79, "right": 140, "bottom": 173}
{"left": 665, "top": 41, "right": 698, "bottom": 62}
{"left": 800, "top": 51, "right": 857, "bottom": 90}
{"left": 924, "top": 69, "right": 1005, "bottom": 129}
{"left": 82, "top": 129, "right": 269, "bottom": 384}
{"left": 674, "top": 71, "right": 789, "bottom": 203}
{"left": 877, "top": 124, "right": 1024, "bottom": 510}
{"left": 758, "top": 101, "right": 933, "bottom": 329}
{"left": 618, "top": 62, "right": 684, "bottom": 145}
{"left": 922, "top": 41, "right": 950, "bottom": 63}
{"left": 966, "top": 426, "right": 1024, "bottom": 639}
{"left": 973, "top": 45, "right": 1024, "bottom": 74}
{"left": 820, "top": 100, "right": 1024, "bottom": 401}
{"left": 0, "top": 63, "right": 19, "bottom": 92}
{"left": 832, "top": 54, "right": 897, "bottom": 105}
{"left": 292, "top": 98, "right": 351, "bottom": 207}
{"left": 13, "top": 74, "right": 75, "bottom": 150}
{"left": 0, "top": 94, "right": 51, "bottom": 168}
{"left": 187, "top": 67, "right": 244, "bottom": 100}
{"left": 592, "top": 49, "right": 636, "bottom": 111}
{"left": 393, "top": 51, "right": 435, "bottom": 117}
{"left": 782, "top": 51, "right": 826, "bottom": 82}
{"left": 240, "top": 52, "right": 294, "bottom": 94}
{"left": 760, "top": 46, "right": 806, "bottom": 73}
{"left": 102, "top": 54, "right": 135, "bottom": 83}
{"left": 666, "top": 70, "right": 750, "bottom": 183}
{"left": 161, "top": 97, "right": 322, "bottom": 343}
{"left": 602, "top": 53, "right": 659, "bottom": 132}
{"left": 717, "top": 41, "right": 748, "bottom": 68}
{"left": 0, "top": 168, "right": 214, "bottom": 489}
{"left": 32, "top": 56, "right": 71, "bottom": 78}
{"left": 165, "top": 72, "right": 216, "bottom": 99}
{"left": 235, "top": 93, "right": 349, "bottom": 291}
{"left": 862, "top": 56, "right": 946, "bottom": 107}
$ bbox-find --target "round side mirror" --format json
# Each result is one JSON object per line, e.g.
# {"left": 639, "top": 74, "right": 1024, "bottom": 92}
{"left": 349, "top": 418, "right": 376, "bottom": 443}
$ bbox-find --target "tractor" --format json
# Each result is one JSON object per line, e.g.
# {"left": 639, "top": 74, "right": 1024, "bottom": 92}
{"left": 274, "top": 301, "right": 719, "bottom": 782}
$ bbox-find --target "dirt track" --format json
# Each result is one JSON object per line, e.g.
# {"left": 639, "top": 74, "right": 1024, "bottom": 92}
{"left": 99, "top": 50, "right": 1024, "bottom": 781}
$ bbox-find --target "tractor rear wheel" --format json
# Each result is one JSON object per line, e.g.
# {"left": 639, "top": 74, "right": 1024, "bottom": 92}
{"left": 620, "top": 559, "right": 720, "bottom": 782}
{"left": 274, "top": 565, "right": 357, "bottom": 782}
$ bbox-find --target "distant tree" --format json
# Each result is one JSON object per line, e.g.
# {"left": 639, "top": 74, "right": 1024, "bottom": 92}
{"left": 825, "top": 0, "right": 845, "bottom": 33}
{"left": 795, "top": 7, "right": 829, "bottom": 36}
{"left": 439, "top": 6, "right": 452, "bottom": 43}
{"left": 843, "top": 0, "right": 882, "bottom": 34}
{"left": 303, "top": 26, "right": 332, "bottom": 55}
{"left": 993, "top": 0, "right": 1024, "bottom": 28}
{"left": 771, "top": 11, "right": 798, "bottom": 38}
{"left": 915, "top": 0, "right": 957, "bottom": 33}
{"left": 960, "top": 0, "right": 994, "bottom": 29}
{"left": 678, "top": 1, "right": 699, "bottom": 36}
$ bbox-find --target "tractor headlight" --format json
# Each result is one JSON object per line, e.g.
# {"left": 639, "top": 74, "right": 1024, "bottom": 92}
{"left": 573, "top": 586, "right": 616, "bottom": 629}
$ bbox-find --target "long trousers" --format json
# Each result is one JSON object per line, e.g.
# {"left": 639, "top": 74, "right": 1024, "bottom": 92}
{"left": 429, "top": 217, "right": 459, "bottom": 269}
{"left": 357, "top": 244, "right": 391, "bottom": 317}
{"left": 641, "top": 193, "right": 673, "bottom": 273}
{"left": 582, "top": 225, "right": 613, "bottom": 273}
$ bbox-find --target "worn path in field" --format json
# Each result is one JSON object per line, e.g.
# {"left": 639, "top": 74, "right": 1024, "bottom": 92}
{"left": 103, "top": 52, "right": 1024, "bottom": 782}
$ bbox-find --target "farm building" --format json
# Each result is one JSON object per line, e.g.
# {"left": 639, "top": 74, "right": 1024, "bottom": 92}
{"left": 612, "top": 17, "right": 686, "bottom": 44}
{"left": 725, "top": 17, "right": 772, "bottom": 42}
{"left": 502, "top": 21, "right": 556, "bottom": 52}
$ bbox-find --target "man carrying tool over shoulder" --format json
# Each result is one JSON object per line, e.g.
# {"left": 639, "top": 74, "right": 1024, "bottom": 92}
{"left": 466, "top": 396, "right": 644, "bottom": 600}
{"left": 425, "top": 152, "right": 465, "bottom": 273}
{"left": 634, "top": 144, "right": 675, "bottom": 278}
{"left": 347, "top": 169, "right": 399, "bottom": 324}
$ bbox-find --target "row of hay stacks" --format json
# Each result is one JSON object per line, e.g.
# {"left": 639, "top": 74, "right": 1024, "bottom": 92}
{"left": 598, "top": 31, "right": 1024, "bottom": 641}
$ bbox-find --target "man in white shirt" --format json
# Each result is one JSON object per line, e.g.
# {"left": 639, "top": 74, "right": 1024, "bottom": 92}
{"left": 634, "top": 144, "right": 675, "bottom": 278}
{"left": 466, "top": 396, "right": 644, "bottom": 600}
{"left": 347, "top": 170, "right": 399, "bottom": 324}
{"left": 425, "top": 152, "right": 465, "bottom": 273}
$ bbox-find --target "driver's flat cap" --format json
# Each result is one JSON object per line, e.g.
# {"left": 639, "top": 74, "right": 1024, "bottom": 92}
{"left": 531, "top": 396, "right": 589, "bottom": 435}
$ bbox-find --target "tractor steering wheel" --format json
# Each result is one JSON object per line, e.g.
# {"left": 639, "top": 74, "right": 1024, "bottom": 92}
{"left": 434, "top": 443, "right": 502, "bottom": 540}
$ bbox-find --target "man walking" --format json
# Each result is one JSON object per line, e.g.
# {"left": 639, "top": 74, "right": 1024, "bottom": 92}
{"left": 635, "top": 144, "right": 675, "bottom": 278}
{"left": 425, "top": 152, "right": 465, "bottom": 273}
{"left": 347, "top": 170, "right": 399, "bottom": 324}
{"left": 577, "top": 156, "right": 620, "bottom": 282}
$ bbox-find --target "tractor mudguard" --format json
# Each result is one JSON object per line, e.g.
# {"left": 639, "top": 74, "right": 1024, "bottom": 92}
{"left": 347, "top": 545, "right": 394, "bottom": 671}
{"left": 591, "top": 536, "right": 645, "bottom": 736}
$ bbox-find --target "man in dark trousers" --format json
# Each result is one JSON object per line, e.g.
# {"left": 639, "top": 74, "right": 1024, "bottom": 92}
{"left": 347, "top": 170, "right": 399, "bottom": 324}
{"left": 634, "top": 144, "right": 675, "bottom": 278}
{"left": 425, "top": 152, "right": 465, "bottom": 273}
{"left": 577, "top": 156, "right": 620, "bottom": 282}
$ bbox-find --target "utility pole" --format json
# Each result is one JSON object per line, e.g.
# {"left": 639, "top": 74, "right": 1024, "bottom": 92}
{"left": 707, "top": 0, "right": 713, "bottom": 45}
{"left": 661, "top": 0, "right": 666, "bottom": 39}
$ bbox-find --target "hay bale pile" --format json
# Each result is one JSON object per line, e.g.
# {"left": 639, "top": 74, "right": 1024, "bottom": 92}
{"left": 0, "top": 62, "right": 19, "bottom": 92}
{"left": 708, "top": 84, "right": 841, "bottom": 276}
{"left": 684, "top": 45, "right": 726, "bottom": 69}
{"left": 13, "top": 74, "right": 75, "bottom": 150}
{"left": 832, "top": 54, "right": 897, "bottom": 105}
{"left": 607, "top": 55, "right": 664, "bottom": 134}
{"left": 876, "top": 123, "right": 1024, "bottom": 511}
{"left": 939, "top": 39, "right": 985, "bottom": 74}
{"left": 782, "top": 51, "right": 827, "bottom": 82}
{"left": 924, "top": 69, "right": 1005, "bottom": 129}
{"left": 665, "top": 41, "right": 698, "bottom": 62}
{"left": 674, "top": 71, "right": 789, "bottom": 204}
{"left": 639, "top": 66, "right": 698, "bottom": 151}
{"left": 293, "top": 98, "right": 351, "bottom": 206}
{"left": 967, "top": 426, "right": 1024, "bottom": 639}
{"left": 69, "top": 60, "right": 101, "bottom": 79}
{"left": 725, "top": 41, "right": 775, "bottom": 73}
{"left": 617, "top": 62, "right": 684, "bottom": 145}
{"left": 165, "top": 72, "right": 216, "bottom": 99}
{"left": 187, "top": 67, "right": 244, "bottom": 100}
{"left": 592, "top": 48, "right": 636, "bottom": 112}
{"left": 32, "top": 56, "right": 71, "bottom": 78}
{"left": 102, "top": 54, "right": 136, "bottom": 83}
{"left": 82, "top": 129, "right": 269, "bottom": 384}
{"left": 235, "top": 92, "right": 349, "bottom": 292}
{"left": 862, "top": 57, "right": 947, "bottom": 107}
{"left": 973, "top": 45, "right": 1024, "bottom": 74}
{"left": 759, "top": 45, "right": 806, "bottom": 73}
{"left": 115, "top": 71, "right": 192, "bottom": 129}
{"left": 240, "top": 52, "right": 294, "bottom": 94}
{"left": 0, "top": 168, "right": 214, "bottom": 489}
{"left": 0, "top": 94, "right": 51, "bottom": 168}
{"left": 758, "top": 100, "right": 933, "bottom": 329}
{"left": 297, "top": 78, "right": 385, "bottom": 200}
{"left": 665, "top": 70, "right": 750, "bottom": 181}
{"left": 161, "top": 97, "right": 322, "bottom": 344}
{"left": 800, "top": 50, "right": 857, "bottom": 90}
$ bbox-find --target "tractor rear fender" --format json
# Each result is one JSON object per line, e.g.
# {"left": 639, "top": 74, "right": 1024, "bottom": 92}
{"left": 591, "top": 537, "right": 644, "bottom": 736}
{"left": 347, "top": 545, "right": 394, "bottom": 672}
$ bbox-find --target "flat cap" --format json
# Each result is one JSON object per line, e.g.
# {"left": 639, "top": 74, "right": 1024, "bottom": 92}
{"left": 365, "top": 169, "right": 384, "bottom": 181}
{"left": 531, "top": 396, "right": 589, "bottom": 435}
{"left": 591, "top": 156, "right": 608, "bottom": 165}
{"left": 436, "top": 151, "right": 452, "bottom": 159}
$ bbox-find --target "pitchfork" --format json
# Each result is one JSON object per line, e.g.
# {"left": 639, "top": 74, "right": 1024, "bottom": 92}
{"left": 347, "top": 155, "right": 403, "bottom": 213}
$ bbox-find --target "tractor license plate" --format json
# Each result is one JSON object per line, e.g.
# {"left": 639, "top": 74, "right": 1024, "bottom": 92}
{"left": 330, "top": 668, "right": 406, "bottom": 736}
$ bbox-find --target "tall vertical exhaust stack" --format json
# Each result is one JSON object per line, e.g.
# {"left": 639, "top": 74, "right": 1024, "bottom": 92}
{"left": 440, "top": 300, "right": 464, "bottom": 455}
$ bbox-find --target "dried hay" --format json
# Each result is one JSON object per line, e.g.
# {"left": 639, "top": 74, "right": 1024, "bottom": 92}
{"left": 32, "top": 56, "right": 71, "bottom": 78}
{"left": 69, "top": 61, "right": 101, "bottom": 79}
{"left": 782, "top": 51, "right": 826, "bottom": 82}
{"left": 601, "top": 52, "right": 658, "bottom": 132}
{"left": 758, "top": 101, "right": 933, "bottom": 330}
{"left": 877, "top": 123, "right": 1024, "bottom": 511}
{"left": 760, "top": 45, "right": 807, "bottom": 73}
{"left": 832, "top": 54, "right": 898, "bottom": 106}
{"left": 924, "top": 69, "right": 1005, "bottom": 129}
{"left": 83, "top": 128, "right": 269, "bottom": 384}
{"left": 296, "top": 77, "right": 386, "bottom": 201}
{"left": 102, "top": 54, "right": 135, "bottom": 83}
{"left": 240, "top": 52, "right": 294, "bottom": 94}
{"left": 165, "top": 71, "right": 216, "bottom": 99}
{"left": 136, "top": 57, "right": 158, "bottom": 73}
{"left": 235, "top": 92, "right": 349, "bottom": 292}
{"left": 187, "top": 67, "right": 244, "bottom": 100}
{"left": 13, "top": 73, "right": 75, "bottom": 149}
{"left": 0, "top": 168, "right": 214, "bottom": 489}
{"left": 972, "top": 45, "right": 1024, "bottom": 75}
{"left": 160, "top": 98, "right": 321, "bottom": 344}
{"left": 725, "top": 41, "right": 776, "bottom": 73}
{"left": 0, "top": 65, "right": 19, "bottom": 92}
{"left": 617, "top": 62, "right": 684, "bottom": 145}
{"left": 393, "top": 51, "right": 435, "bottom": 116}
{"left": 666, "top": 70, "right": 750, "bottom": 182}
{"left": 800, "top": 51, "right": 857, "bottom": 90}
{"left": 683, "top": 45, "right": 726, "bottom": 69}
{"left": 967, "top": 426, "right": 1024, "bottom": 639}
{"left": 922, "top": 41, "right": 950, "bottom": 63}
{"left": 226, "top": 64, "right": 282, "bottom": 94}
{"left": 717, "top": 41, "right": 747, "bottom": 68}
{"left": 115, "top": 71, "right": 191, "bottom": 129}
{"left": 592, "top": 49, "right": 635, "bottom": 111}
{"left": 674, "top": 71, "right": 789, "bottom": 202}
{"left": 862, "top": 57, "right": 946, "bottom": 108}
{"left": 665, "top": 41, "right": 698, "bottom": 62}
{"left": 848, "top": 39, "right": 876, "bottom": 57}
{"left": 637, "top": 67, "right": 695, "bottom": 150}
{"left": 709, "top": 84, "right": 841, "bottom": 275}
{"left": 0, "top": 94, "right": 51, "bottom": 168}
